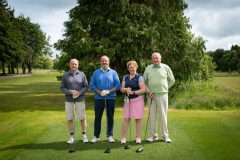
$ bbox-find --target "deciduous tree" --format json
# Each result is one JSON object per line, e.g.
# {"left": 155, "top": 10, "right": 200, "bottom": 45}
{"left": 17, "top": 15, "right": 53, "bottom": 73}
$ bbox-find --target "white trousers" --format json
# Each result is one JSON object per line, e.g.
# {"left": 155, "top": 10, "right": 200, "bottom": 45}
{"left": 148, "top": 94, "right": 169, "bottom": 138}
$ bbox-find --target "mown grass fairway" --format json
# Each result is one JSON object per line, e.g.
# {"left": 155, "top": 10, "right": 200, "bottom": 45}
{"left": 0, "top": 71, "right": 240, "bottom": 160}
{"left": 214, "top": 77, "right": 240, "bottom": 93}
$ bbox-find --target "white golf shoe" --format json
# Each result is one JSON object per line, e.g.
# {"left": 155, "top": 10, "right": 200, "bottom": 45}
{"left": 90, "top": 136, "right": 99, "bottom": 143}
{"left": 82, "top": 134, "right": 88, "bottom": 143}
{"left": 162, "top": 137, "right": 172, "bottom": 143}
{"left": 136, "top": 137, "right": 141, "bottom": 144}
{"left": 146, "top": 136, "right": 158, "bottom": 142}
{"left": 67, "top": 136, "right": 74, "bottom": 144}
{"left": 121, "top": 137, "right": 126, "bottom": 144}
{"left": 108, "top": 136, "right": 115, "bottom": 143}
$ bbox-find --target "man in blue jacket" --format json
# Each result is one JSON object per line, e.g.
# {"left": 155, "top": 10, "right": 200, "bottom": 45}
{"left": 90, "top": 55, "right": 120, "bottom": 143}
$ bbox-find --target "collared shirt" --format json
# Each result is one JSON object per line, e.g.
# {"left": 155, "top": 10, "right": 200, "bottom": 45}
{"left": 152, "top": 64, "right": 161, "bottom": 68}
{"left": 100, "top": 67, "right": 110, "bottom": 73}
{"left": 90, "top": 68, "right": 120, "bottom": 99}
{"left": 60, "top": 70, "right": 89, "bottom": 102}
{"left": 143, "top": 63, "right": 175, "bottom": 96}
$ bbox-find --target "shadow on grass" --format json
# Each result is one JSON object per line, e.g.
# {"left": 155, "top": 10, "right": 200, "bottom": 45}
{"left": 0, "top": 139, "right": 163, "bottom": 152}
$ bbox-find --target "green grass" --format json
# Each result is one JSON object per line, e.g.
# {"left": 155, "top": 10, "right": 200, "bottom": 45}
{"left": 0, "top": 71, "right": 240, "bottom": 160}
{"left": 171, "top": 77, "right": 240, "bottom": 110}
{"left": 214, "top": 77, "right": 240, "bottom": 93}
{"left": 213, "top": 71, "right": 240, "bottom": 77}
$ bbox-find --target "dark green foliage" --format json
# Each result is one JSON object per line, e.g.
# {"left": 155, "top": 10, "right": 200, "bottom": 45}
{"left": 0, "top": 0, "right": 25, "bottom": 74}
{"left": 208, "top": 44, "right": 240, "bottom": 72}
{"left": 54, "top": 0, "right": 211, "bottom": 85}
{"left": 0, "top": 3, "right": 10, "bottom": 75}
{"left": 17, "top": 15, "right": 53, "bottom": 73}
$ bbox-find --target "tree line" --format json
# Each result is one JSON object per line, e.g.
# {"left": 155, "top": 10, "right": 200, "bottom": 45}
{"left": 0, "top": 0, "right": 53, "bottom": 75}
{"left": 208, "top": 45, "right": 240, "bottom": 73}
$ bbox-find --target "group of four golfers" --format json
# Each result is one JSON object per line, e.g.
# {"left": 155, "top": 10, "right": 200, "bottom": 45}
{"left": 60, "top": 52, "right": 175, "bottom": 146}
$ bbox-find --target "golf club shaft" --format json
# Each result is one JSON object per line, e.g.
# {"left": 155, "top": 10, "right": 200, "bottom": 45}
{"left": 142, "top": 98, "right": 152, "bottom": 148}
{"left": 105, "top": 96, "right": 110, "bottom": 150}
{"left": 73, "top": 102, "right": 76, "bottom": 149}
{"left": 129, "top": 96, "right": 131, "bottom": 143}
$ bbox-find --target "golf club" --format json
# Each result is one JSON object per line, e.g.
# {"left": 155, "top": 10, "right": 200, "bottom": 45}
{"left": 136, "top": 97, "right": 153, "bottom": 153}
{"left": 69, "top": 102, "right": 76, "bottom": 153}
{"left": 104, "top": 96, "right": 111, "bottom": 153}
{"left": 124, "top": 96, "right": 131, "bottom": 149}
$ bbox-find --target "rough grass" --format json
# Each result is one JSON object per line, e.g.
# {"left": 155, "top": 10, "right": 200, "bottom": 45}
{"left": 171, "top": 77, "right": 240, "bottom": 110}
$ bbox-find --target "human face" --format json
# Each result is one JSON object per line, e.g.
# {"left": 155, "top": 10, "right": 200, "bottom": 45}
{"left": 151, "top": 53, "right": 161, "bottom": 66}
{"left": 128, "top": 64, "right": 136, "bottom": 75}
{"left": 69, "top": 59, "right": 78, "bottom": 73}
{"left": 100, "top": 56, "right": 109, "bottom": 71}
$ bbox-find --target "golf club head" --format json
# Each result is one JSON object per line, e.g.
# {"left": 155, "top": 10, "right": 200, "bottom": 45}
{"left": 68, "top": 148, "right": 75, "bottom": 153}
{"left": 124, "top": 144, "right": 131, "bottom": 149}
{"left": 104, "top": 148, "right": 111, "bottom": 153}
{"left": 136, "top": 148, "right": 144, "bottom": 153}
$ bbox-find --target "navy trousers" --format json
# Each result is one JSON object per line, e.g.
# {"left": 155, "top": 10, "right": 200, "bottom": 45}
{"left": 94, "top": 99, "right": 115, "bottom": 138}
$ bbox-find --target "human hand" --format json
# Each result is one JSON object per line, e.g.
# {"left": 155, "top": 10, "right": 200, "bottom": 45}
{"left": 72, "top": 91, "right": 80, "bottom": 99}
{"left": 101, "top": 90, "right": 110, "bottom": 96}
{"left": 125, "top": 87, "right": 132, "bottom": 95}
{"left": 105, "top": 90, "right": 110, "bottom": 95}
{"left": 101, "top": 90, "right": 106, "bottom": 96}
{"left": 148, "top": 92, "right": 154, "bottom": 99}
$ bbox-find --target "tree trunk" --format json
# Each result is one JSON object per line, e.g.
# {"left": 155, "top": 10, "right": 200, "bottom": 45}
{"left": 8, "top": 64, "right": 11, "bottom": 74}
{"left": 11, "top": 62, "right": 15, "bottom": 74}
{"left": 26, "top": 61, "right": 33, "bottom": 73}
{"left": 1, "top": 62, "right": 6, "bottom": 75}
{"left": 22, "top": 63, "right": 26, "bottom": 74}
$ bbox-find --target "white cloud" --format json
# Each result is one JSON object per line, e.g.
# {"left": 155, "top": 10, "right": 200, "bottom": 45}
{"left": 184, "top": 0, "right": 240, "bottom": 51}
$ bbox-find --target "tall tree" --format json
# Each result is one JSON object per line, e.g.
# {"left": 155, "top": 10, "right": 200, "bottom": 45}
{"left": 17, "top": 15, "right": 53, "bottom": 73}
{"left": 0, "top": 0, "right": 25, "bottom": 75}
{"left": 0, "top": 1, "right": 10, "bottom": 75}
{"left": 209, "top": 49, "right": 226, "bottom": 71}
{"left": 54, "top": 0, "right": 207, "bottom": 86}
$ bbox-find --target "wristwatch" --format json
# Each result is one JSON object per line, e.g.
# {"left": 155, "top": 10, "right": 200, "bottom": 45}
{"left": 133, "top": 91, "right": 135, "bottom": 95}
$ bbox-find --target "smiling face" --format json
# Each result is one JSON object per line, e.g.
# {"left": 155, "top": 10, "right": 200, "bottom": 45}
{"left": 128, "top": 64, "right": 136, "bottom": 74}
{"left": 100, "top": 56, "right": 110, "bottom": 71}
{"left": 127, "top": 61, "right": 138, "bottom": 75}
{"left": 69, "top": 59, "right": 78, "bottom": 73}
{"left": 151, "top": 52, "right": 162, "bottom": 66}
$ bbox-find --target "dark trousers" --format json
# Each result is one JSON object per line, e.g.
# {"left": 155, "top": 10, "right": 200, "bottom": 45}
{"left": 94, "top": 99, "right": 115, "bottom": 138}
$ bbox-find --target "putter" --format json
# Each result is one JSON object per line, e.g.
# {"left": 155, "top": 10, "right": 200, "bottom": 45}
{"left": 69, "top": 102, "right": 76, "bottom": 153}
{"left": 104, "top": 96, "right": 111, "bottom": 153}
{"left": 124, "top": 96, "right": 131, "bottom": 149}
{"left": 136, "top": 98, "right": 153, "bottom": 153}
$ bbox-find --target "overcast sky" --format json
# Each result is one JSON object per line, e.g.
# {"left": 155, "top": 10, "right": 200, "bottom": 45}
{"left": 7, "top": 0, "right": 240, "bottom": 58}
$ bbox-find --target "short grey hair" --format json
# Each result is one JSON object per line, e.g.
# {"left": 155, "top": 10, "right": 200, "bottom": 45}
{"left": 152, "top": 52, "right": 161, "bottom": 58}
